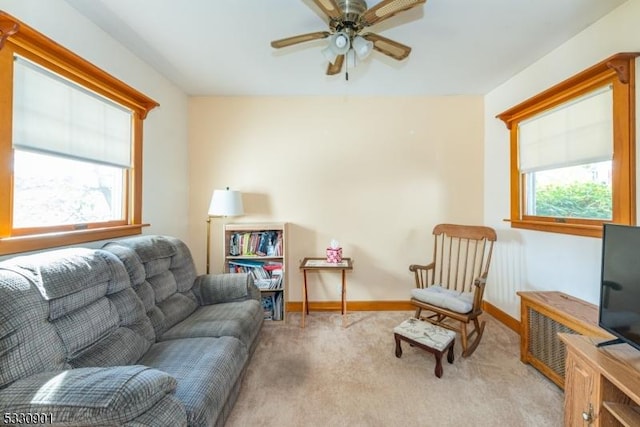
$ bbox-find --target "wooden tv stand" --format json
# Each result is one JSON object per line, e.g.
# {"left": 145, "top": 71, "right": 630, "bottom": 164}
{"left": 560, "top": 334, "right": 640, "bottom": 426}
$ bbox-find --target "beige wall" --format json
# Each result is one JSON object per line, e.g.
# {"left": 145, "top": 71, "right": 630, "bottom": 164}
{"left": 189, "top": 96, "right": 484, "bottom": 304}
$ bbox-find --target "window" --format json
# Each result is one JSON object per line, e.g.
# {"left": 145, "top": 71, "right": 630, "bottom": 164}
{"left": 497, "top": 53, "right": 638, "bottom": 238}
{"left": 0, "top": 11, "right": 158, "bottom": 254}
{"left": 520, "top": 86, "right": 613, "bottom": 220}
{"left": 13, "top": 151, "right": 125, "bottom": 228}
{"left": 13, "top": 58, "right": 130, "bottom": 229}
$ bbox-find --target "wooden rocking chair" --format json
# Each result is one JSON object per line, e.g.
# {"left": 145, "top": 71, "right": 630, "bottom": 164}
{"left": 409, "top": 224, "right": 496, "bottom": 357}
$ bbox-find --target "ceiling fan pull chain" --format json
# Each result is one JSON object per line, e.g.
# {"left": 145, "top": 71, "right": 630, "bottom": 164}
{"left": 345, "top": 52, "right": 349, "bottom": 81}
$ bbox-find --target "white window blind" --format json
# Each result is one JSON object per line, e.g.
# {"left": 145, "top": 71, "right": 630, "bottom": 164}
{"left": 12, "top": 56, "right": 132, "bottom": 168}
{"left": 518, "top": 86, "right": 613, "bottom": 173}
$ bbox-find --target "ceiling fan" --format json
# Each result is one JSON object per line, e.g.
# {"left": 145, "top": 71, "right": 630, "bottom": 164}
{"left": 270, "top": 0, "right": 426, "bottom": 78}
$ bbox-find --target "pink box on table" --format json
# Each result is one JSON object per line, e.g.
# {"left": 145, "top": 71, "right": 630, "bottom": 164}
{"left": 326, "top": 247, "right": 342, "bottom": 263}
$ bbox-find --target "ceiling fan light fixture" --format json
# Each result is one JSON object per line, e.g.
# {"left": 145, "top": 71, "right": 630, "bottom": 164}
{"left": 330, "top": 31, "right": 351, "bottom": 55}
{"left": 322, "top": 45, "right": 338, "bottom": 64}
{"left": 352, "top": 35, "right": 373, "bottom": 60}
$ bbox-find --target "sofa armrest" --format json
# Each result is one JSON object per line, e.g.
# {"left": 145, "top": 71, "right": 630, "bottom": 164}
{"left": 193, "top": 273, "right": 260, "bottom": 305}
{"left": 0, "top": 365, "right": 177, "bottom": 426}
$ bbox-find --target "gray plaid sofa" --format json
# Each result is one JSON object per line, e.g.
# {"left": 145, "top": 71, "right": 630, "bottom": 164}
{"left": 0, "top": 235, "right": 263, "bottom": 426}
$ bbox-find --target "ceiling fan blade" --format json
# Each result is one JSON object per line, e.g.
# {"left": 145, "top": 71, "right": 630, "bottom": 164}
{"left": 311, "top": 0, "right": 343, "bottom": 20}
{"left": 271, "top": 31, "right": 331, "bottom": 49}
{"left": 362, "top": 33, "right": 411, "bottom": 60}
{"left": 326, "top": 55, "right": 345, "bottom": 75}
{"left": 361, "top": 0, "right": 426, "bottom": 27}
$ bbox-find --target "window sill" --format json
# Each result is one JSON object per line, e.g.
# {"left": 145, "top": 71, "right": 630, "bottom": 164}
{"left": 506, "top": 219, "right": 603, "bottom": 238}
{"left": 0, "top": 224, "right": 149, "bottom": 256}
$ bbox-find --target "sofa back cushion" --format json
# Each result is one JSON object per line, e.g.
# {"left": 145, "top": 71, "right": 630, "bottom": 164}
{"left": 0, "top": 264, "right": 67, "bottom": 389}
{"left": 103, "top": 235, "right": 199, "bottom": 339}
{"left": 0, "top": 248, "right": 155, "bottom": 388}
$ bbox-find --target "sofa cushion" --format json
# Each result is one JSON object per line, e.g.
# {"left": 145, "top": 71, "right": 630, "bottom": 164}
{"left": 128, "top": 236, "right": 176, "bottom": 264}
{"left": 0, "top": 269, "right": 67, "bottom": 389}
{"left": 102, "top": 244, "right": 146, "bottom": 286}
{"left": 55, "top": 297, "right": 120, "bottom": 356}
{"left": 149, "top": 270, "right": 179, "bottom": 302}
{"left": 123, "top": 394, "right": 188, "bottom": 427}
{"left": 66, "top": 286, "right": 156, "bottom": 368}
{"left": 193, "top": 273, "right": 250, "bottom": 303}
{"left": 0, "top": 365, "right": 177, "bottom": 425}
{"left": 161, "top": 301, "right": 262, "bottom": 349}
{"left": 48, "top": 281, "right": 108, "bottom": 320}
{"left": 70, "top": 327, "right": 153, "bottom": 368}
{"left": 138, "top": 337, "right": 248, "bottom": 427}
{"left": 103, "top": 236, "right": 200, "bottom": 338}
{"left": 2, "top": 248, "right": 113, "bottom": 301}
{"left": 61, "top": 252, "right": 154, "bottom": 367}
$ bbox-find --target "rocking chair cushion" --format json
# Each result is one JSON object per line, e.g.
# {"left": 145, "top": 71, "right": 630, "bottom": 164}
{"left": 411, "top": 286, "right": 474, "bottom": 314}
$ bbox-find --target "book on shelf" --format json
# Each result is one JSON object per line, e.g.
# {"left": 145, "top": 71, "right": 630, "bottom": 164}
{"left": 228, "top": 231, "right": 283, "bottom": 257}
{"left": 261, "top": 294, "right": 274, "bottom": 320}
{"left": 227, "top": 260, "right": 283, "bottom": 290}
{"left": 261, "top": 292, "right": 283, "bottom": 321}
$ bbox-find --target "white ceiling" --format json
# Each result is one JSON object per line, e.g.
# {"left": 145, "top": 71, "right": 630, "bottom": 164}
{"left": 64, "top": 0, "right": 626, "bottom": 96}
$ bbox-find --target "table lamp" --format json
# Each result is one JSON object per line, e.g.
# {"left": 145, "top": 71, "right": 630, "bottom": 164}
{"left": 206, "top": 187, "right": 244, "bottom": 274}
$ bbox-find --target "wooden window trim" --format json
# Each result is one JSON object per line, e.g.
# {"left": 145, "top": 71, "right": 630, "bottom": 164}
{"left": 0, "top": 225, "right": 150, "bottom": 255}
{"left": 497, "top": 52, "right": 638, "bottom": 238}
{"left": 0, "top": 11, "right": 158, "bottom": 255}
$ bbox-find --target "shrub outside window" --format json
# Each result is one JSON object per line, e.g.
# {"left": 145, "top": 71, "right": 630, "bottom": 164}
{"left": 497, "top": 53, "right": 638, "bottom": 238}
{"left": 526, "top": 161, "right": 612, "bottom": 220}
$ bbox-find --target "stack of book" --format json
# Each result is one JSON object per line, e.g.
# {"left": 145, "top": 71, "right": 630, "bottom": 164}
{"left": 228, "top": 231, "right": 283, "bottom": 257}
{"left": 227, "top": 259, "right": 283, "bottom": 290}
{"left": 261, "top": 292, "right": 283, "bottom": 321}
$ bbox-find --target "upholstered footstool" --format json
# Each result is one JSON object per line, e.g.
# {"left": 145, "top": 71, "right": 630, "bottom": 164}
{"left": 393, "top": 317, "right": 456, "bottom": 378}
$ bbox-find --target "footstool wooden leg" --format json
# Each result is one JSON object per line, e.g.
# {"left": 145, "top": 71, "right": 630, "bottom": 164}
{"left": 394, "top": 333, "right": 403, "bottom": 358}
{"left": 447, "top": 340, "right": 455, "bottom": 364}
{"left": 434, "top": 351, "right": 444, "bottom": 378}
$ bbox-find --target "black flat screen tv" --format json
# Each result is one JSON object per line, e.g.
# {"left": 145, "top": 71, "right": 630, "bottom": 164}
{"left": 598, "top": 223, "right": 640, "bottom": 351}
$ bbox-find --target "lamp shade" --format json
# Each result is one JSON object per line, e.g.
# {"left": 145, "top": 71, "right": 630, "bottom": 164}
{"left": 208, "top": 188, "right": 244, "bottom": 217}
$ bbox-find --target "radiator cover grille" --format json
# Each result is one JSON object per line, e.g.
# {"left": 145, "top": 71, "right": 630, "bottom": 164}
{"left": 527, "top": 307, "right": 578, "bottom": 379}
{"left": 519, "top": 291, "right": 606, "bottom": 389}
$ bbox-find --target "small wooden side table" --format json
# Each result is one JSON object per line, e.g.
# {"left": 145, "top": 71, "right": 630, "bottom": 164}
{"left": 299, "top": 257, "right": 353, "bottom": 328}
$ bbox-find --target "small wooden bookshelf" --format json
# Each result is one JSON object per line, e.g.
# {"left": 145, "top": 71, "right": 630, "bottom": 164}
{"left": 224, "top": 222, "right": 287, "bottom": 322}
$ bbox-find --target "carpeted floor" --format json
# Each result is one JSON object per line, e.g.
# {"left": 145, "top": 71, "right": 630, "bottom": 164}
{"left": 226, "top": 311, "right": 563, "bottom": 427}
